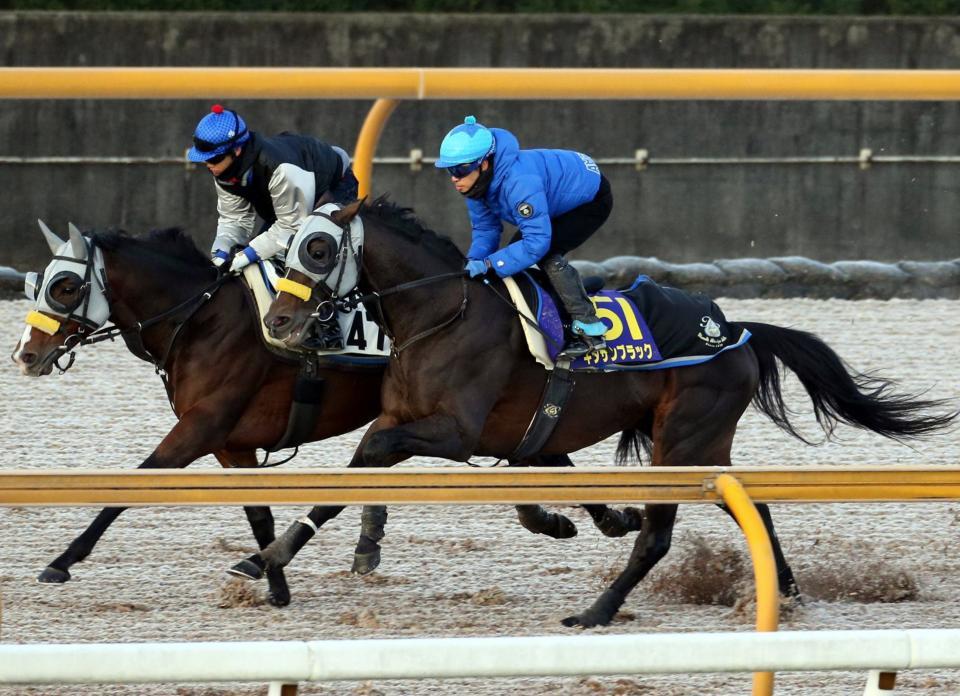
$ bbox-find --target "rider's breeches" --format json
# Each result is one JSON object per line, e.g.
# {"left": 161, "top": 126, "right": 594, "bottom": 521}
{"left": 517, "top": 175, "right": 613, "bottom": 324}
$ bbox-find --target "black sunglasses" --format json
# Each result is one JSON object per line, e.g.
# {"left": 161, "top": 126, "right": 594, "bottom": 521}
{"left": 193, "top": 109, "right": 247, "bottom": 156}
{"left": 205, "top": 151, "right": 230, "bottom": 165}
{"left": 446, "top": 160, "right": 483, "bottom": 179}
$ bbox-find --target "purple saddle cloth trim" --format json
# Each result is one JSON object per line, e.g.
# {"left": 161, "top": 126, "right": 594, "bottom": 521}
{"left": 526, "top": 272, "right": 749, "bottom": 372}
{"left": 524, "top": 272, "right": 661, "bottom": 367}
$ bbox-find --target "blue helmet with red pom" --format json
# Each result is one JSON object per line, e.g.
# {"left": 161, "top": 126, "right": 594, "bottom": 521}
{"left": 188, "top": 104, "right": 251, "bottom": 163}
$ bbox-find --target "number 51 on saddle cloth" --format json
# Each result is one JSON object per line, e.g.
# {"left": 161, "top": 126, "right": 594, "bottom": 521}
{"left": 504, "top": 272, "right": 751, "bottom": 373}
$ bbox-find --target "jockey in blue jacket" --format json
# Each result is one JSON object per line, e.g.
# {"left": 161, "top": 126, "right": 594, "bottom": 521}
{"left": 436, "top": 116, "right": 612, "bottom": 358}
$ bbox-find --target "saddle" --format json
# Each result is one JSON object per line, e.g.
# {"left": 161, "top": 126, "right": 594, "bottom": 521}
{"left": 240, "top": 261, "right": 389, "bottom": 366}
{"left": 504, "top": 272, "right": 751, "bottom": 372}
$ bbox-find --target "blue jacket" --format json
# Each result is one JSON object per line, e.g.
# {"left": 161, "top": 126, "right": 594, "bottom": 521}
{"left": 465, "top": 128, "right": 602, "bottom": 277}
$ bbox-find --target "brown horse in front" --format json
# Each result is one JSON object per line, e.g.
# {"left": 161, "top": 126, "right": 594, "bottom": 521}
{"left": 11, "top": 224, "right": 645, "bottom": 605}
{"left": 254, "top": 198, "right": 955, "bottom": 627}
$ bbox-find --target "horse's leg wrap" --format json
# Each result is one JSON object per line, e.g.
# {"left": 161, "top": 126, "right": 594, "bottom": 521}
{"left": 516, "top": 504, "right": 578, "bottom": 539}
{"left": 585, "top": 505, "right": 644, "bottom": 538}
{"left": 256, "top": 506, "right": 343, "bottom": 571}
{"left": 352, "top": 505, "right": 387, "bottom": 575}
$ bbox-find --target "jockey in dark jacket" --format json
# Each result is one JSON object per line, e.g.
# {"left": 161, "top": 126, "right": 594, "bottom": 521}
{"left": 188, "top": 104, "right": 358, "bottom": 350}
{"left": 436, "top": 115, "right": 612, "bottom": 358}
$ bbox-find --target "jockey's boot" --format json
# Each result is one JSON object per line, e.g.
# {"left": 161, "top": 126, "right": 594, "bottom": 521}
{"left": 301, "top": 315, "right": 345, "bottom": 352}
{"left": 542, "top": 253, "right": 607, "bottom": 359}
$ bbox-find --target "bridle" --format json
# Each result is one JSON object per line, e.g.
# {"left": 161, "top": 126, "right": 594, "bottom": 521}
{"left": 276, "top": 205, "right": 469, "bottom": 357}
{"left": 25, "top": 235, "right": 228, "bottom": 378}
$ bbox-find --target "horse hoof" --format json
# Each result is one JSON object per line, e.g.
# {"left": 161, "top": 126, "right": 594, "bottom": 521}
{"left": 561, "top": 609, "right": 610, "bottom": 629}
{"left": 266, "top": 568, "right": 290, "bottom": 607}
{"left": 549, "top": 516, "right": 578, "bottom": 539}
{"left": 621, "top": 506, "right": 644, "bottom": 532}
{"left": 37, "top": 566, "right": 71, "bottom": 583}
{"left": 268, "top": 590, "right": 291, "bottom": 607}
{"left": 227, "top": 557, "right": 265, "bottom": 581}
{"left": 351, "top": 548, "right": 381, "bottom": 575}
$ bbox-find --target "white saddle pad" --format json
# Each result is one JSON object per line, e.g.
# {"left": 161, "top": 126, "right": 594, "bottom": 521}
{"left": 242, "top": 261, "right": 390, "bottom": 361}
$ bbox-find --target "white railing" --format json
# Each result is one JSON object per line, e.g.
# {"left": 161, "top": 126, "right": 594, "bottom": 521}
{"left": 1, "top": 630, "right": 957, "bottom": 695}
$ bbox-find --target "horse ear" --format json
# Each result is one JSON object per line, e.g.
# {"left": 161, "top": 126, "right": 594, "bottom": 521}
{"left": 332, "top": 197, "right": 367, "bottom": 226}
{"left": 68, "top": 222, "right": 87, "bottom": 259}
{"left": 38, "top": 219, "right": 65, "bottom": 255}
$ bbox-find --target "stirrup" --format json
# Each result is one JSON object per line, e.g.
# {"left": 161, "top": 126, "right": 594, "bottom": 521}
{"left": 557, "top": 334, "right": 606, "bottom": 359}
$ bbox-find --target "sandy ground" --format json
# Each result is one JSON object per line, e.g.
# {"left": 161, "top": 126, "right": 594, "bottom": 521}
{"left": 2, "top": 296, "right": 960, "bottom": 695}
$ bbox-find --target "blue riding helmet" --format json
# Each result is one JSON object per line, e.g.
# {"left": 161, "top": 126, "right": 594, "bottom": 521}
{"left": 435, "top": 115, "right": 496, "bottom": 176}
{"left": 188, "top": 104, "right": 251, "bottom": 163}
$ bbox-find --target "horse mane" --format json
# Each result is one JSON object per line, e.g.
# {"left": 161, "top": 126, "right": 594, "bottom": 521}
{"left": 92, "top": 227, "right": 212, "bottom": 270}
{"left": 364, "top": 196, "right": 464, "bottom": 264}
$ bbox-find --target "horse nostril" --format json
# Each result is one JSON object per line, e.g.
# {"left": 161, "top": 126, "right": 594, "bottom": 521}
{"left": 19, "top": 351, "right": 37, "bottom": 366}
{"left": 269, "top": 315, "right": 290, "bottom": 330}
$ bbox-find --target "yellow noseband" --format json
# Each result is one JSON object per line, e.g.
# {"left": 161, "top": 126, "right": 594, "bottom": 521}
{"left": 276, "top": 277, "right": 314, "bottom": 302}
{"left": 25, "top": 310, "right": 61, "bottom": 336}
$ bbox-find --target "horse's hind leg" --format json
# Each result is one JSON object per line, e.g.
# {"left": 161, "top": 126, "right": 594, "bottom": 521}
{"left": 563, "top": 503, "right": 678, "bottom": 628}
{"left": 512, "top": 454, "right": 642, "bottom": 539}
{"left": 351, "top": 505, "right": 388, "bottom": 575}
{"left": 717, "top": 502, "right": 800, "bottom": 600}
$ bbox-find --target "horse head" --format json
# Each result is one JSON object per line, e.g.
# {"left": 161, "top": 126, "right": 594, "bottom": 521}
{"left": 12, "top": 221, "right": 111, "bottom": 377}
{"left": 265, "top": 199, "right": 365, "bottom": 346}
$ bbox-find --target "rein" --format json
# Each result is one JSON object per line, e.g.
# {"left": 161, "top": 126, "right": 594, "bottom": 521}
{"left": 335, "top": 270, "right": 469, "bottom": 356}
{"left": 478, "top": 277, "right": 565, "bottom": 353}
{"left": 56, "top": 274, "right": 231, "bottom": 378}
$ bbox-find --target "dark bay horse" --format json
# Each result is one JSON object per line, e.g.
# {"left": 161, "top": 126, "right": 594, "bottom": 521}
{"left": 257, "top": 198, "right": 956, "bottom": 627}
{"left": 10, "top": 223, "right": 641, "bottom": 605}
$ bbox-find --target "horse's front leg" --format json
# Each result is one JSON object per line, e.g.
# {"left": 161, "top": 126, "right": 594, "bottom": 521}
{"left": 511, "top": 454, "right": 643, "bottom": 540}
{"left": 38, "top": 405, "right": 241, "bottom": 584}
{"left": 212, "top": 449, "right": 291, "bottom": 608}
{"left": 563, "top": 503, "right": 679, "bottom": 628}
{"left": 243, "top": 415, "right": 406, "bottom": 577}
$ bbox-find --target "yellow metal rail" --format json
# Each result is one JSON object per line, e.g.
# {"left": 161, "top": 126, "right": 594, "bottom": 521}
{"left": 5, "top": 66, "right": 957, "bottom": 197}
{"left": 716, "top": 474, "right": 779, "bottom": 696}
{"left": 2, "top": 464, "right": 956, "bottom": 694}
{"left": 3, "top": 68, "right": 960, "bottom": 101}
{"left": 1, "top": 466, "right": 958, "bottom": 507}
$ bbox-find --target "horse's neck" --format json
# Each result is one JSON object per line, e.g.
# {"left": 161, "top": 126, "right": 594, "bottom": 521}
{"left": 361, "top": 220, "right": 465, "bottom": 341}
{"left": 103, "top": 250, "right": 214, "bottom": 360}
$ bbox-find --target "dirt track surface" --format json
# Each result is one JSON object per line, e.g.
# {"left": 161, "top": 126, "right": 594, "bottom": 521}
{"left": 2, "top": 297, "right": 960, "bottom": 695}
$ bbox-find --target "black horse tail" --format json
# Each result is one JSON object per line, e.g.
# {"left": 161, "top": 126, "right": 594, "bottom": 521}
{"left": 738, "top": 321, "right": 958, "bottom": 443}
{"left": 616, "top": 428, "right": 653, "bottom": 466}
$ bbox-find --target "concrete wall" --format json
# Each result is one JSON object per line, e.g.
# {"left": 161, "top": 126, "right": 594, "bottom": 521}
{"left": 3, "top": 12, "right": 960, "bottom": 271}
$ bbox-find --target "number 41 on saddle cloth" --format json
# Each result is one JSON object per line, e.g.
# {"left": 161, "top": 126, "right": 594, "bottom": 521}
{"left": 242, "top": 261, "right": 389, "bottom": 365}
{"left": 504, "top": 272, "right": 752, "bottom": 372}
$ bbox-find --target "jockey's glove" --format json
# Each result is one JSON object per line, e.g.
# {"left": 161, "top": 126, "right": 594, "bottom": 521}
{"left": 228, "top": 246, "right": 260, "bottom": 274}
{"left": 465, "top": 258, "right": 492, "bottom": 278}
{"left": 211, "top": 249, "right": 231, "bottom": 268}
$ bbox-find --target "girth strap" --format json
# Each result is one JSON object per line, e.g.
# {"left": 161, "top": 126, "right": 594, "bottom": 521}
{"left": 509, "top": 358, "right": 575, "bottom": 460}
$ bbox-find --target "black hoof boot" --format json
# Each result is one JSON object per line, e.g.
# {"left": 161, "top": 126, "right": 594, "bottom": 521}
{"left": 37, "top": 566, "right": 71, "bottom": 583}
{"left": 351, "top": 546, "right": 381, "bottom": 575}
{"left": 548, "top": 514, "right": 578, "bottom": 539}
{"left": 597, "top": 506, "right": 644, "bottom": 538}
{"left": 228, "top": 555, "right": 266, "bottom": 581}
